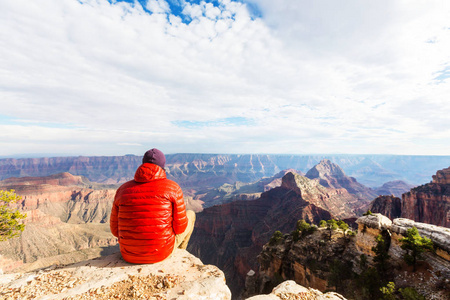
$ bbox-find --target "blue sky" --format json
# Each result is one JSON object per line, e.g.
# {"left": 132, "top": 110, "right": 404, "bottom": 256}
{"left": 1, "top": 0, "right": 450, "bottom": 157}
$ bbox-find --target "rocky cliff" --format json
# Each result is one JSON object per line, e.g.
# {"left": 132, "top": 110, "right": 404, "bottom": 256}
{"left": 401, "top": 167, "right": 450, "bottom": 227}
{"left": 368, "top": 195, "right": 402, "bottom": 220}
{"left": 0, "top": 249, "right": 232, "bottom": 300}
{"left": 250, "top": 214, "right": 449, "bottom": 300}
{"left": 0, "top": 173, "right": 118, "bottom": 273}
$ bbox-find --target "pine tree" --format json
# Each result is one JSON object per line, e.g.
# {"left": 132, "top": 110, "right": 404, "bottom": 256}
{"left": 0, "top": 190, "right": 27, "bottom": 241}
{"left": 399, "top": 227, "right": 433, "bottom": 272}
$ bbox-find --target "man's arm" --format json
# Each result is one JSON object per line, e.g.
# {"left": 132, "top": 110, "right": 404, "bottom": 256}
{"left": 172, "top": 184, "right": 188, "bottom": 234}
{"left": 110, "top": 190, "right": 120, "bottom": 238}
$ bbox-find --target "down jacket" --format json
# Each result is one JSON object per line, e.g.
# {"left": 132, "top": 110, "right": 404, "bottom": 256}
{"left": 110, "top": 163, "right": 188, "bottom": 263}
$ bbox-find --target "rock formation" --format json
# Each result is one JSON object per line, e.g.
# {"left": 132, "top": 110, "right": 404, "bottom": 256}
{"left": 368, "top": 195, "right": 402, "bottom": 220}
{"left": 245, "top": 280, "right": 346, "bottom": 300}
{"left": 401, "top": 167, "right": 450, "bottom": 227}
{"left": 0, "top": 249, "right": 232, "bottom": 300}
{"left": 188, "top": 171, "right": 333, "bottom": 297}
{"left": 305, "top": 159, "right": 378, "bottom": 201}
{"left": 374, "top": 180, "right": 415, "bottom": 198}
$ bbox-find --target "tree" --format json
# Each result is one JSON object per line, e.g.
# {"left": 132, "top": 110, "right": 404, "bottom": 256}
{"left": 319, "top": 220, "right": 327, "bottom": 228}
{"left": 363, "top": 210, "right": 373, "bottom": 216}
{"left": 326, "top": 219, "right": 338, "bottom": 240}
{"left": 380, "top": 282, "right": 396, "bottom": 300}
{"left": 0, "top": 190, "right": 27, "bottom": 241}
{"left": 372, "top": 234, "right": 390, "bottom": 278}
{"left": 337, "top": 220, "right": 349, "bottom": 237}
{"left": 269, "top": 230, "right": 284, "bottom": 246}
{"left": 399, "top": 226, "right": 433, "bottom": 272}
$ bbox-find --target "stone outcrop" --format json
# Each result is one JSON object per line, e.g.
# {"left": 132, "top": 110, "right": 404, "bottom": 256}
{"left": 252, "top": 214, "right": 450, "bottom": 300}
{"left": 391, "top": 218, "right": 450, "bottom": 259}
{"left": 0, "top": 249, "right": 231, "bottom": 300}
{"left": 401, "top": 167, "right": 450, "bottom": 227}
{"left": 432, "top": 167, "right": 450, "bottom": 184}
{"left": 188, "top": 172, "right": 333, "bottom": 297}
{"left": 245, "top": 280, "right": 346, "bottom": 300}
{"left": 368, "top": 195, "right": 402, "bottom": 220}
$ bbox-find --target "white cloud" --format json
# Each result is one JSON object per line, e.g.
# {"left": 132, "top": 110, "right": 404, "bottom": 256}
{"left": 0, "top": 0, "right": 449, "bottom": 156}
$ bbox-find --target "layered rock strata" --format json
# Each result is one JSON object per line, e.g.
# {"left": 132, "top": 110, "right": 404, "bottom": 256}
{"left": 401, "top": 167, "right": 450, "bottom": 227}
{"left": 305, "top": 159, "right": 377, "bottom": 201}
{"left": 0, "top": 173, "right": 118, "bottom": 273}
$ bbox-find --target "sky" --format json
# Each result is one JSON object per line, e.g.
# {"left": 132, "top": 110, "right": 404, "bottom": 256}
{"left": 1, "top": 0, "right": 450, "bottom": 157}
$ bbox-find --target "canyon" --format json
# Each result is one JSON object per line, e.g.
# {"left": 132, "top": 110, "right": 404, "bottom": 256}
{"left": 0, "top": 156, "right": 449, "bottom": 299}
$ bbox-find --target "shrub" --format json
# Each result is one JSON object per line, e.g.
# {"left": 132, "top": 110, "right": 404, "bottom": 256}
{"left": 0, "top": 190, "right": 27, "bottom": 241}
{"left": 269, "top": 230, "right": 284, "bottom": 245}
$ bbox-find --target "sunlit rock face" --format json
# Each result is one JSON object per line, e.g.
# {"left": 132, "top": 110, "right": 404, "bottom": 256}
{"left": 0, "top": 173, "right": 118, "bottom": 273}
{"left": 401, "top": 167, "right": 450, "bottom": 228}
{"left": 305, "top": 159, "right": 378, "bottom": 201}
{"left": 188, "top": 172, "right": 333, "bottom": 297}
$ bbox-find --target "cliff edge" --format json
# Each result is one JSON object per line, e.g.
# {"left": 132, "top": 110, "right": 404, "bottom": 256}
{"left": 0, "top": 249, "right": 232, "bottom": 300}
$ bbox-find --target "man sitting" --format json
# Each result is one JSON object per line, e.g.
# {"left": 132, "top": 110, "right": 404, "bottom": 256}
{"left": 110, "top": 148, "right": 195, "bottom": 263}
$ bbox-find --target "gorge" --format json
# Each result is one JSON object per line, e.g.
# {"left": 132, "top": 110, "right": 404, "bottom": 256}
{"left": 0, "top": 154, "right": 449, "bottom": 299}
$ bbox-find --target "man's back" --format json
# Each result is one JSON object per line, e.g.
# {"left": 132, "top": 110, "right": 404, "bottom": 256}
{"left": 110, "top": 162, "right": 188, "bottom": 263}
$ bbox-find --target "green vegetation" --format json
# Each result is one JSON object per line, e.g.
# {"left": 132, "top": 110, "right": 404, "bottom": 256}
{"left": 269, "top": 230, "right": 284, "bottom": 246}
{"left": 399, "top": 287, "right": 426, "bottom": 300}
{"left": 380, "top": 282, "right": 396, "bottom": 300}
{"left": 363, "top": 210, "right": 373, "bottom": 216}
{"left": 0, "top": 190, "right": 27, "bottom": 241}
{"left": 319, "top": 220, "right": 327, "bottom": 227}
{"left": 291, "top": 219, "right": 317, "bottom": 242}
{"left": 379, "top": 282, "right": 426, "bottom": 300}
{"left": 399, "top": 227, "right": 434, "bottom": 272}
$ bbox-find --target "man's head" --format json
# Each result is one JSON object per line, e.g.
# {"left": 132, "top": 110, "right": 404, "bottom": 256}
{"left": 142, "top": 148, "right": 166, "bottom": 169}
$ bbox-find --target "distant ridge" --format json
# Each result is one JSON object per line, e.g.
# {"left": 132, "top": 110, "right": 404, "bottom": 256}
{"left": 0, "top": 154, "right": 449, "bottom": 187}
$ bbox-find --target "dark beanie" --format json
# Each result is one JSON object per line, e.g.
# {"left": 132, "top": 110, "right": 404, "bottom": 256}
{"left": 142, "top": 148, "right": 166, "bottom": 168}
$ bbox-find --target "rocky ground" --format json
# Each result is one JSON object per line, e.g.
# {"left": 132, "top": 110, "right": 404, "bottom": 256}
{"left": 0, "top": 249, "right": 231, "bottom": 300}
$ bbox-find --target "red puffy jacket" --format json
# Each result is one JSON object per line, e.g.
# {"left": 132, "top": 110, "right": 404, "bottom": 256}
{"left": 110, "top": 163, "right": 188, "bottom": 263}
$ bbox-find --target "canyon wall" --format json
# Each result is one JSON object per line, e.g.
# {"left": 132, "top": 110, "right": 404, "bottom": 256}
{"left": 401, "top": 167, "right": 450, "bottom": 227}
{"left": 0, "top": 173, "right": 118, "bottom": 273}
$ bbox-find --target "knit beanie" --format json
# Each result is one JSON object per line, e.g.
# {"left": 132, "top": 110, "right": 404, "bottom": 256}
{"left": 142, "top": 148, "right": 166, "bottom": 169}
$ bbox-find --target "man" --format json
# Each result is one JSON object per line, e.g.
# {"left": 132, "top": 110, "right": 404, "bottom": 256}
{"left": 110, "top": 148, "right": 195, "bottom": 263}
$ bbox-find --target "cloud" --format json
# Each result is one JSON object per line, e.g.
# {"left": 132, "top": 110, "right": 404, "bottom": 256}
{"left": 0, "top": 0, "right": 449, "bottom": 156}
